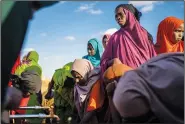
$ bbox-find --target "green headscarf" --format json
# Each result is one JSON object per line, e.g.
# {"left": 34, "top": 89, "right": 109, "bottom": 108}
{"left": 15, "top": 51, "right": 42, "bottom": 77}
{"left": 27, "top": 51, "right": 39, "bottom": 63}
{"left": 53, "top": 62, "right": 75, "bottom": 123}
{"left": 14, "top": 51, "right": 43, "bottom": 123}
{"left": 53, "top": 62, "right": 73, "bottom": 95}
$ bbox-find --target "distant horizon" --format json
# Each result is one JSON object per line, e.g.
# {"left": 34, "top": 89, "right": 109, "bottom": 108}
{"left": 21, "top": 1, "right": 184, "bottom": 79}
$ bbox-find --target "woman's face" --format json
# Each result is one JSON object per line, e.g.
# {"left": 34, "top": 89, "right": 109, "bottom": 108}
{"left": 172, "top": 23, "right": 184, "bottom": 43}
{"left": 87, "top": 43, "right": 95, "bottom": 56}
{"left": 103, "top": 36, "right": 109, "bottom": 48}
{"left": 71, "top": 71, "right": 86, "bottom": 86}
{"left": 115, "top": 7, "right": 126, "bottom": 27}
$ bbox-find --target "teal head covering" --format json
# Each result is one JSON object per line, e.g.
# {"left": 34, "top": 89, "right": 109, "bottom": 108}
{"left": 83, "top": 38, "right": 103, "bottom": 67}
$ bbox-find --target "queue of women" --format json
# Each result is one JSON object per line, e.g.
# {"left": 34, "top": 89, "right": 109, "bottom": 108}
{"left": 9, "top": 3, "right": 184, "bottom": 124}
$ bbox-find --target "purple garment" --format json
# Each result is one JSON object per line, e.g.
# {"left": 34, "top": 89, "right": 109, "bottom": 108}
{"left": 74, "top": 69, "right": 100, "bottom": 119}
{"left": 100, "top": 8, "right": 156, "bottom": 74}
{"left": 113, "top": 52, "right": 184, "bottom": 123}
{"left": 71, "top": 59, "right": 101, "bottom": 119}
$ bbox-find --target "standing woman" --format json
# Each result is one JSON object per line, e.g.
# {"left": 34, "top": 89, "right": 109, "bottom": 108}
{"left": 100, "top": 4, "right": 156, "bottom": 74}
{"left": 155, "top": 16, "right": 184, "bottom": 54}
{"left": 83, "top": 38, "right": 103, "bottom": 67}
{"left": 45, "top": 62, "right": 75, "bottom": 124}
{"left": 14, "top": 51, "right": 43, "bottom": 123}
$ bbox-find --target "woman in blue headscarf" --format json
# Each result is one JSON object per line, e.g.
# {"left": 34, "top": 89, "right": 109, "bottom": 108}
{"left": 83, "top": 38, "right": 103, "bottom": 67}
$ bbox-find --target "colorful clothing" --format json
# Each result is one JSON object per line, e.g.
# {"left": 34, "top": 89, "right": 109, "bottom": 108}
{"left": 14, "top": 51, "right": 43, "bottom": 123}
{"left": 72, "top": 59, "right": 105, "bottom": 120}
{"left": 11, "top": 55, "right": 21, "bottom": 74}
{"left": 83, "top": 38, "right": 103, "bottom": 67}
{"left": 26, "top": 94, "right": 43, "bottom": 123}
{"left": 53, "top": 62, "right": 73, "bottom": 95}
{"left": 100, "top": 8, "right": 156, "bottom": 74}
{"left": 103, "top": 64, "right": 133, "bottom": 80}
{"left": 155, "top": 16, "right": 184, "bottom": 54}
{"left": 103, "top": 64, "right": 133, "bottom": 123}
{"left": 8, "top": 55, "right": 21, "bottom": 87}
{"left": 113, "top": 53, "right": 184, "bottom": 123}
{"left": 52, "top": 62, "right": 75, "bottom": 123}
{"left": 15, "top": 51, "right": 42, "bottom": 76}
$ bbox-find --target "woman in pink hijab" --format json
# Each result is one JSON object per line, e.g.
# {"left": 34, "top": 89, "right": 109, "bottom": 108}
{"left": 102, "top": 34, "right": 111, "bottom": 49}
{"left": 100, "top": 4, "right": 156, "bottom": 73}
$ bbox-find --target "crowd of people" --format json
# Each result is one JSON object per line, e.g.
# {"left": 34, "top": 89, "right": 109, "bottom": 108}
{"left": 3, "top": 2, "right": 184, "bottom": 124}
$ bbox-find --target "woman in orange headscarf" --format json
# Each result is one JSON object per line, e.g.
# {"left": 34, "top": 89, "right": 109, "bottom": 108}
{"left": 103, "top": 63, "right": 133, "bottom": 124}
{"left": 155, "top": 16, "right": 184, "bottom": 54}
